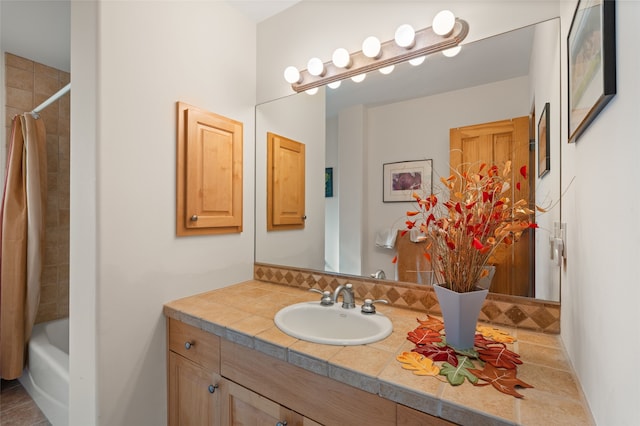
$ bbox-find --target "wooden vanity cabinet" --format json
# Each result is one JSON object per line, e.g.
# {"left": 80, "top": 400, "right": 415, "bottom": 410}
{"left": 167, "top": 318, "right": 453, "bottom": 426}
{"left": 167, "top": 319, "right": 222, "bottom": 426}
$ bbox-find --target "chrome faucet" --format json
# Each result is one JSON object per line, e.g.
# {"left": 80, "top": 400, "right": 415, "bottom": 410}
{"left": 370, "top": 269, "right": 386, "bottom": 279}
{"left": 333, "top": 283, "right": 355, "bottom": 309}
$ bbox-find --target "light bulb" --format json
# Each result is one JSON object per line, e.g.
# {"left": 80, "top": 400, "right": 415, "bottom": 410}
{"left": 328, "top": 81, "right": 341, "bottom": 89}
{"left": 332, "top": 48, "right": 351, "bottom": 69}
{"left": 351, "top": 73, "right": 366, "bottom": 83}
{"left": 284, "top": 66, "right": 301, "bottom": 84}
{"left": 409, "top": 56, "right": 426, "bottom": 66}
{"left": 307, "top": 57, "right": 325, "bottom": 77}
{"left": 442, "top": 45, "right": 462, "bottom": 57}
{"left": 305, "top": 87, "right": 319, "bottom": 95}
{"left": 394, "top": 24, "right": 415, "bottom": 48}
{"left": 362, "top": 36, "right": 381, "bottom": 59}
{"left": 379, "top": 65, "right": 395, "bottom": 75}
{"left": 432, "top": 10, "right": 456, "bottom": 36}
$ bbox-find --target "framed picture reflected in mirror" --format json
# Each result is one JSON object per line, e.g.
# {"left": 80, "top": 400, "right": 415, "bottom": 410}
{"left": 538, "top": 102, "right": 550, "bottom": 178}
{"left": 383, "top": 159, "right": 432, "bottom": 202}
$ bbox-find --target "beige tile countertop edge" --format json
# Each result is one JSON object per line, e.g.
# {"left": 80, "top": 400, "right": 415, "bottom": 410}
{"left": 163, "top": 280, "right": 593, "bottom": 426}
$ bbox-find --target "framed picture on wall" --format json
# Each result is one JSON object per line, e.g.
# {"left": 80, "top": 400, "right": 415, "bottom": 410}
{"left": 383, "top": 159, "right": 432, "bottom": 203}
{"left": 538, "top": 102, "right": 550, "bottom": 178}
{"left": 567, "top": 0, "right": 616, "bottom": 143}
{"left": 325, "top": 167, "right": 333, "bottom": 197}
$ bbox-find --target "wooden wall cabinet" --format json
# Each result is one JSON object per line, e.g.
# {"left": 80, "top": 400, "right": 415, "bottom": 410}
{"left": 177, "top": 102, "right": 243, "bottom": 236}
{"left": 267, "top": 132, "right": 306, "bottom": 231}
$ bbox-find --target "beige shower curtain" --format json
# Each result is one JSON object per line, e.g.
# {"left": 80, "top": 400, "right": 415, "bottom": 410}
{"left": 0, "top": 113, "right": 47, "bottom": 380}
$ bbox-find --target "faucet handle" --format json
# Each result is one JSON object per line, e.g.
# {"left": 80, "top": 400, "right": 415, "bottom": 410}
{"left": 361, "top": 298, "right": 389, "bottom": 314}
{"left": 309, "top": 288, "right": 333, "bottom": 305}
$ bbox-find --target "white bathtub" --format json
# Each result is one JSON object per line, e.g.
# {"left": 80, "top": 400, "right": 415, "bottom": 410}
{"left": 19, "top": 318, "right": 69, "bottom": 426}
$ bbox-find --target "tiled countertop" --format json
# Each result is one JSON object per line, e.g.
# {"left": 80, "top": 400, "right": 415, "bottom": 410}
{"left": 163, "top": 280, "right": 593, "bottom": 426}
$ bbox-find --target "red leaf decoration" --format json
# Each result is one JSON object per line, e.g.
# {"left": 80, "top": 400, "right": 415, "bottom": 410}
{"left": 407, "top": 328, "right": 443, "bottom": 345}
{"left": 391, "top": 255, "right": 397, "bottom": 264}
{"left": 472, "top": 238, "right": 484, "bottom": 250}
{"left": 416, "top": 315, "right": 444, "bottom": 332}
{"left": 474, "top": 334, "right": 505, "bottom": 350}
{"left": 477, "top": 345, "right": 522, "bottom": 370}
{"left": 516, "top": 182, "right": 521, "bottom": 191}
{"left": 413, "top": 344, "right": 459, "bottom": 366}
{"left": 520, "top": 165, "right": 527, "bottom": 179}
{"left": 468, "top": 363, "right": 533, "bottom": 398}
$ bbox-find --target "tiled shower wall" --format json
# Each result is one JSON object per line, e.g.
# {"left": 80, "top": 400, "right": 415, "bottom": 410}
{"left": 4, "top": 52, "right": 70, "bottom": 323}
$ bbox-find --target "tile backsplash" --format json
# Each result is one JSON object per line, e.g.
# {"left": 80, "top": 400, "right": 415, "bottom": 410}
{"left": 254, "top": 263, "right": 560, "bottom": 334}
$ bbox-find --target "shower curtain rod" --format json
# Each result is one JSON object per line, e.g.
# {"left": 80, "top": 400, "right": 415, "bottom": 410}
{"left": 30, "top": 82, "right": 71, "bottom": 117}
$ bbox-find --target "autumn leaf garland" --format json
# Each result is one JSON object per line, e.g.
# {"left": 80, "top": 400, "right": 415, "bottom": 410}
{"left": 396, "top": 316, "right": 533, "bottom": 398}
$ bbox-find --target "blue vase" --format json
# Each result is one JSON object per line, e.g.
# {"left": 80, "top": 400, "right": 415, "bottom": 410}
{"left": 433, "top": 284, "right": 488, "bottom": 350}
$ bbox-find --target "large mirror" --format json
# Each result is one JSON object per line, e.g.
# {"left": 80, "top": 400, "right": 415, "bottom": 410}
{"left": 256, "top": 19, "right": 561, "bottom": 302}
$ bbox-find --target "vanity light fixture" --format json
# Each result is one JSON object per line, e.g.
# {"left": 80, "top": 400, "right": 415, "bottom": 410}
{"left": 307, "top": 57, "right": 326, "bottom": 77}
{"left": 332, "top": 48, "right": 352, "bottom": 69}
{"left": 379, "top": 65, "right": 395, "bottom": 75}
{"left": 432, "top": 10, "right": 456, "bottom": 36}
{"left": 362, "top": 36, "right": 382, "bottom": 59}
{"left": 351, "top": 73, "right": 367, "bottom": 83}
{"left": 394, "top": 24, "right": 416, "bottom": 48}
{"left": 409, "top": 56, "right": 426, "bottom": 66}
{"left": 442, "top": 45, "right": 462, "bottom": 57}
{"left": 283, "top": 66, "right": 302, "bottom": 84}
{"left": 284, "top": 10, "right": 468, "bottom": 93}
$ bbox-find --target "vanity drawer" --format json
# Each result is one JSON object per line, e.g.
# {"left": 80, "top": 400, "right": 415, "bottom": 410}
{"left": 168, "top": 318, "right": 220, "bottom": 373}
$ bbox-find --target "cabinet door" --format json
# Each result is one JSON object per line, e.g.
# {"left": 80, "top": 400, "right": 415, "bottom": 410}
{"left": 267, "top": 132, "right": 306, "bottom": 231}
{"left": 176, "top": 102, "right": 243, "bottom": 236}
{"left": 169, "top": 351, "right": 221, "bottom": 426}
{"left": 220, "top": 379, "right": 302, "bottom": 426}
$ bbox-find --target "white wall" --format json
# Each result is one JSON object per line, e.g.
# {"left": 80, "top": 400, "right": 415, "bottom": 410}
{"left": 559, "top": 1, "right": 640, "bottom": 424}
{"left": 71, "top": 2, "right": 256, "bottom": 424}
{"left": 255, "top": 92, "right": 326, "bottom": 270}
{"left": 325, "top": 116, "right": 339, "bottom": 271}
{"left": 530, "top": 19, "right": 561, "bottom": 301}
{"left": 337, "top": 105, "right": 366, "bottom": 275}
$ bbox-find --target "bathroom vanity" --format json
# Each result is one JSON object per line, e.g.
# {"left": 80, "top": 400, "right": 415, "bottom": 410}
{"left": 164, "top": 280, "right": 592, "bottom": 425}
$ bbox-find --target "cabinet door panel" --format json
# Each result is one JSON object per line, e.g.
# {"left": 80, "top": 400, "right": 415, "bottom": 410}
{"left": 176, "top": 102, "right": 243, "bottom": 236}
{"left": 267, "top": 132, "right": 306, "bottom": 230}
{"left": 169, "top": 352, "right": 221, "bottom": 426}
{"left": 221, "top": 379, "right": 299, "bottom": 426}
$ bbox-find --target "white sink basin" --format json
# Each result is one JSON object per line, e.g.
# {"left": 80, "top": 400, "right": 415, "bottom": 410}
{"left": 274, "top": 302, "right": 393, "bottom": 346}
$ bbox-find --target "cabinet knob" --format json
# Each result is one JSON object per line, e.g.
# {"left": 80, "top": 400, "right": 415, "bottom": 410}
{"left": 208, "top": 384, "right": 218, "bottom": 394}
{"left": 190, "top": 215, "right": 198, "bottom": 221}
{"left": 184, "top": 341, "right": 195, "bottom": 350}
{"left": 276, "top": 422, "right": 287, "bottom": 426}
